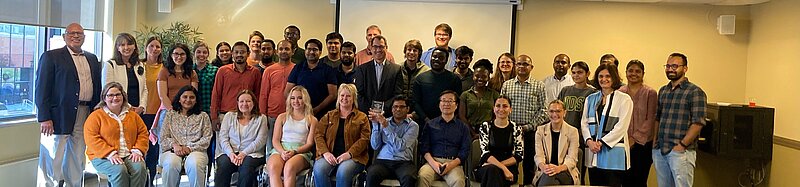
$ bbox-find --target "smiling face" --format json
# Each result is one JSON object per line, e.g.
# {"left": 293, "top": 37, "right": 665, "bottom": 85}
{"left": 498, "top": 55, "right": 514, "bottom": 74}
{"left": 261, "top": 41, "right": 275, "bottom": 58}
{"left": 434, "top": 29, "right": 451, "bottom": 47}
{"left": 290, "top": 90, "right": 305, "bottom": 111}
{"left": 438, "top": 92, "right": 458, "bottom": 115}
{"left": 665, "top": 56, "right": 687, "bottom": 81}
{"left": 277, "top": 41, "right": 293, "bottom": 62}
{"left": 515, "top": 56, "right": 532, "bottom": 77}
{"left": 146, "top": 40, "right": 162, "bottom": 60}
{"left": 63, "top": 24, "right": 85, "bottom": 51}
{"left": 116, "top": 39, "right": 135, "bottom": 60}
{"left": 218, "top": 45, "right": 231, "bottom": 61}
{"left": 626, "top": 64, "right": 644, "bottom": 84}
{"left": 305, "top": 42, "right": 321, "bottom": 63}
{"left": 232, "top": 45, "right": 248, "bottom": 64}
{"left": 547, "top": 102, "right": 566, "bottom": 124}
{"left": 104, "top": 87, "right": 124, "bottom": 110}
{"left": 571, "top": 66, "right": 589, "bottom": 84}
{"left": 326, "top": 38, "right": 341, "bottom": 56}
{"left": 598, "top": 69, "right": 613, "bottom": 90}
{"left": 430, "top": 50, "right": 448, "bottom": 71}
{"left": 179, "top": 90, "right": 197, "bottom": 110}
{"left": 365, "top": 28, "right": 381, "bottom": 45}
{"left": 194, "top": 46, "right": 209, "bottom": 63}
{"left": 404, "top": 47, "right": 420, "bottom": 63}
{"left": 391, "top": 100, "right": 410, "bottom": 119}
{"left": 474, "top": 67, "right": 490, "bottom": 88}
{"left": 493, "top": 97, "right": 512, "bottom": 120}
{"left": 456, "top": 55, "right": 472, "bottom": 70}
{"left": 338, "top": 88, "right": 354, "bottom": 109}
{"left": 237, "top": 93, "right": 254, "bottom": 113}
{"left": 171, "top": 47, "right": 187, "bottom": 66}
{"left": 553, "top": 55, "right": 570, "bottom": 77}
{"left": 370, "top": 38, "right": 387, "bottom": 62}
{"left": 249, "top": 36, "right": 263, "bottom": 53}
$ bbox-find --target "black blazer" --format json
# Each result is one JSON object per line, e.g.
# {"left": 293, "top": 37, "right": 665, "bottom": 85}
{"left": 35, "top": 47, "right": 102, "bottom": 135}
{"left": 353, "top": 60, "right": 402, "bottom": 115}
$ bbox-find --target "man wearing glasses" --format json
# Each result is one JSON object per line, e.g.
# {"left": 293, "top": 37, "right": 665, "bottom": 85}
{"left": 354, "top": 35, "right": 402, "bottom": 115}
{"left": 421, "top": 23, "right": 457, "bottom": 71}
{"left": 36, "top": 23, "right": 102, "bottom": 187}
{"left": 500, "top": 54, "right": 548, "bottom": 185}
{"left": 418, "top": 90, "right": 470, "bottom": 187}
{"left": 366, "top": 95, "right": 419, "bottom": 187}
{"left": 653, "top": 53, "right": 707, "bottom": 187}
{"left": 283, "top": 25, "right": 306, "bottom": 63}
{"left": 210, "top": 41, "right": 262, "bottom": 137}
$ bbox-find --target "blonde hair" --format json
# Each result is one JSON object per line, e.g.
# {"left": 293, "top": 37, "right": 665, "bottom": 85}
{"left": 335, "top": 84, "right": 358, "bottom": 110}
{"left": 285, "top": 86, "right": 313, "bottom": 117}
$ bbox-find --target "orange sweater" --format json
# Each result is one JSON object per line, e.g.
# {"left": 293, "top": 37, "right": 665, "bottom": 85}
{"left": 84, "top": 108, "right": 150, "bottom": 160}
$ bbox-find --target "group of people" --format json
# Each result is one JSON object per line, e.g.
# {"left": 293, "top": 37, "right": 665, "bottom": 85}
{"left": 36, "top": 22, "right": 706, "bottom": 187}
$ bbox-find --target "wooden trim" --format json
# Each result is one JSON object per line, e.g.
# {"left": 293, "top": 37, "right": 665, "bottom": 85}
{"left": 774, "top": 135, "right": 800, "bottom": 150}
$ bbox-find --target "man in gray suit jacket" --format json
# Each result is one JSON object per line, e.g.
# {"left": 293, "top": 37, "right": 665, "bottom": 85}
{"left": 354, "top": 35, "right": 402, "bottom": 115}
{"left": 36, "top": 23, "right": 102, "bottom": 187}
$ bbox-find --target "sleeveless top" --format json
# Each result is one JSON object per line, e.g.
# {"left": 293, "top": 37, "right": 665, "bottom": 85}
{"left": 281, "top": 116, "right": 309, "bottom": 143}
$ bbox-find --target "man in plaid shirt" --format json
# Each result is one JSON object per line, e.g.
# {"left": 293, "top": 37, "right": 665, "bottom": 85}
{"left": 500, "top": 54, "right": 548, "bottom": 185}
{"left": 653, "top": 53, "right": 707, "bottom": 187}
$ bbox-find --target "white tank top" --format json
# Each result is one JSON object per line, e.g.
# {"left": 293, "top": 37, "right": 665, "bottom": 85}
{"left": 281, "top": 115, "right": 309, "bottom": 143}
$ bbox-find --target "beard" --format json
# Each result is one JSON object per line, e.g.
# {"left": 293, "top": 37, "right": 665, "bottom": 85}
{"left": 666, "top": 72, "right": 683, "bottom": 81}
{"left": 341, "top": 58, "right": 354, "bottom": 66}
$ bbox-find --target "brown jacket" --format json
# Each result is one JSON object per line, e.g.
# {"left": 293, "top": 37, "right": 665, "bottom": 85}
{"left": 315, "top": 109, "right": 371, "bottom": 165}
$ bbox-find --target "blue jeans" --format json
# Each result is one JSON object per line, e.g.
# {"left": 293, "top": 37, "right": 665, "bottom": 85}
{"left": 91, "top": 157, "right": 148, "bottom": 187}
{"left": 652, "top": 149, "right": 696, "bottom": 187}
{"left": 312, "top": 158, "right": 365, "bottom": 187}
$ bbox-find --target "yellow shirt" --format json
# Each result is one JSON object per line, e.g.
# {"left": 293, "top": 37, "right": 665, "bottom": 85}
{"left": 144, "top": 63, "right": 163, "bottom": 114}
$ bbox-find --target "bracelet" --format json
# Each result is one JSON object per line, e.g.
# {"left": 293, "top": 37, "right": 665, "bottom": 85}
{"left": 678, "top": 141, "right": 689, "bottom": 147}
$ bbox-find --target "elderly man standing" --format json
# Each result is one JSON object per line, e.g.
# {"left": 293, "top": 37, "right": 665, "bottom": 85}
{"left": 36, "top": 23, "right": 102, "bottom": 187}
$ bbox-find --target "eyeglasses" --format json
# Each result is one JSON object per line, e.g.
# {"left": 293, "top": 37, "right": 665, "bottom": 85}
{"left": 65, "top": 31, "right": 84, "bottom": 36}
{"left": 105, "top": 93, "right": 123, "bottom": 98}
{"left": 664, "top": 64, "right": 685, "bottom": 69}
{"left": 548, "top": 109, "right": 563, "bottom": 113}
{"left": 440, "top": 100, "right": 456, "bottom": 104}
{"left": 392, "top": 105, "right": 408, "bottom": 109}
{"left": 172, "top": 52, "right": 187, "bottom": 56}
{"left": 515, "top": 62, "right": 531, "bottom": 67}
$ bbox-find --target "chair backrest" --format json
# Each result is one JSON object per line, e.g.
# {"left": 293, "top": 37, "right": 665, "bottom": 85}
{"left": 467, "top": 139, "right": 481, "bottom": 180}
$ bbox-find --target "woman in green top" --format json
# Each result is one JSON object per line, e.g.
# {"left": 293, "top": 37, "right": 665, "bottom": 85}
{"left": 459, "top": 59, "right": 500, "bottom": 138}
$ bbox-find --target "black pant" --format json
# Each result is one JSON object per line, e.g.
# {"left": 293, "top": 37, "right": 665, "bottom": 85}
{"left": 365, "top": 159, "right": 417, "bottom": 187}
{"left": 142, "top": 114, "right": 158, "bottom": 187}
{"left": 536, "top": 171, "right": 574, "bottom": 186}
{"left": 588, "top": 168, "right": 625, "bottom": 187}
{"left": 215, "top": 154, "right": 266, "bottom": 187}
{"left": 475, "top": 164, "right": 517, "bottom": 187}
{"left": 625, "top": 141, "right": 653, "bottom": 187}
{"left": 522, "top": 128, "right": 536, "bottom": 185}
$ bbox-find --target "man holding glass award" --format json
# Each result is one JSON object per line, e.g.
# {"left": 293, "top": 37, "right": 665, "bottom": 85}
{"left": 354, "top": 35, "right": 403, "bottom": 116}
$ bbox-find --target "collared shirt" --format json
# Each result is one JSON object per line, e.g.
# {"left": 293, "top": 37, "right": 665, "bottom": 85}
{"left": 655, "top": 78, "right": 707, "bottom": 155}
{"left": 542, "top": 74, "right": 575, "bottom": 103}
{"left": 211, "top": 64, "right": 261, "bottom": 120}
{"left": 287, "top": 61, "right": 337, "bottom": 107}
{"left": 67, "top": 47, "right": 93, "bottom": 101}
{"left": 259, "top": 62, "right": 295, "bottom": 118}
{"left": 619, "top": 84, "right": 658, "bottom": 145}
{"left": 374, "top": 59, "right": 386, "bottom": 87}
{"left": 102, "top": 105, "right": 133, "bottom": 158}
{"left": 420, "top": 116, "right": 471, "bottom": 161}
{"left": 337, "top": 65, "right": 356, "bottom": 84}
{"left": 454, "top": 68, "right": 474, "bottom": 93}
{"left": 420, "top": 47, "right": 457, "bottom": 72}
{"left": 460, "top": 87, "right": 500, "bottom": 128}
{"left": 354, "top": 49, "right": 396, "bottom": 66}
{"left": 501, "top": 76, "right": 548, "bottom": 126}
{"left": 370, "top": 117, "right": 419, "bottom": 161}
{"left": 195, "top": 63, "right": 219, "bottom": 113}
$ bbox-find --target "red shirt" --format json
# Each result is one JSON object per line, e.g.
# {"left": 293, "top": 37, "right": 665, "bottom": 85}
{"left": 211, "top": 64, "right": 261, "bottom": 120}
{"left": 259, "top": 62, "right": 295, "bottom": 118}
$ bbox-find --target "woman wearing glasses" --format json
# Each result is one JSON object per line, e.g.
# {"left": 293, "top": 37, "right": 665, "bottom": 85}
{"left": 534, "top": 100, "right": 581, "bottom": 185}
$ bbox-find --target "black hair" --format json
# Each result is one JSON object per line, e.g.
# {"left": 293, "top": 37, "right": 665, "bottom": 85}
{"left": 571, "top": 61, "right": 590, "bottom": 72}
{"left": 391, "top": 95, "right": 409, "bottom": 106}
{"left": 262, "top": 39, "right": 275, "bottom": 49}
{"left": 669, "top": 52, "right": 688, "bottom": 66}
{"left": 455, "top": 46, "right": 474, "bottom": 58}
{"left": 305, "top": 39, "right": 323, "bottom": 50}
{"left": 472, "top": 59, "right": 493, "bottom": 74}
{"left": 341, "top": 41, "right": 356, "bottom": 52}
{"left": 171, "top": 85, "right": 202, "bottom": 116}
{"left": 165, "top": 43, "right": 194, "bottom": 79}
{"left": 433, "top": 47, "right": 450, "bottom": 59}
{"left": 232, "top": 41, "right": 250, "bottom": 53}
{"left": 601, "top": 53, "right": 619, "bottom": 66}
{"left": 211, "top": 41, "right": 232, "bottom": 67}
{"left": 626, "top": 59, "right": 645, "bottom": 71}
{"left": 590, "top": 63, "right": 623, "bottom": 90}
{"left": 439, "top": 90, "right": 459, "bottom": 104}
{"left": 326, "top": 32, "right": 344, "bottom": 43}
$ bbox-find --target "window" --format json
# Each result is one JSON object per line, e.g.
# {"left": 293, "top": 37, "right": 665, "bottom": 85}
{"left": 0, "top": 22, "right": 103, "bottom": 122}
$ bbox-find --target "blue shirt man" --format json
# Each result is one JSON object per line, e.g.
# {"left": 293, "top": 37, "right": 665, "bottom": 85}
{"left": 365, "top": 96, "right": 419, "bottom": 187}
{"left": 418, "top": 90, "right": 470, "bottom": 187}
{"left": 286, "top": 39, "right": 338, "bottom": 118}
{"left": 420, "top": 23, "right": 457, "bottom": 71}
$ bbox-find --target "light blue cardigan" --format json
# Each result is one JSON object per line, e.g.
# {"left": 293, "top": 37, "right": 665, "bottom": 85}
{"left": 581, "top": 90, "right": 633, "bottom": 170}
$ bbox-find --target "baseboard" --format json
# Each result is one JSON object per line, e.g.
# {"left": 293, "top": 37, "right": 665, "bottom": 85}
{"left": 774, "top": 135, "right": 800, "bottom": 151}
{"left": 0, "top": 154, "right": 37, "bottom": 166}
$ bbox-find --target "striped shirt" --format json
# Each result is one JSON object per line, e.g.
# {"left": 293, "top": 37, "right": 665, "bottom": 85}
{"left": 501, "top": 76, "right": 548, "bottom": 126}
{"left": 655, "top": 78, "right": 707, "bottom": 155}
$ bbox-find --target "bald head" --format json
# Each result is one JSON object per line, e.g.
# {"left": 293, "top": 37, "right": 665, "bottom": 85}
{"left": 63, "top": 23, "right": 85, "bottom": 52}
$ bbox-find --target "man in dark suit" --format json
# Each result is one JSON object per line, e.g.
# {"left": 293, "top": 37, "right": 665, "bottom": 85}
{"left": 36, "top": 23, "right": 102, "bottom": 187}
{"left": 354, "top": 35, "right": 402, "bottom": 116}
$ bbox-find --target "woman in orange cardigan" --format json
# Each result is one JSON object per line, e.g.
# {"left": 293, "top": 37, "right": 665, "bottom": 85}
{"left": 84, "top": 82, "right": 150, "bottom": 187}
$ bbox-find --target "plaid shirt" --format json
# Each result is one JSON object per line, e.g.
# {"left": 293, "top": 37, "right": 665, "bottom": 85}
{"left": 500, "top": 76, "right": 548, "bottom": 126}
{"left": 195, "top": 64, "right": 218, "bottom": 113}
{"left": 655, "top": 78, "right": 707, "bottom": 155}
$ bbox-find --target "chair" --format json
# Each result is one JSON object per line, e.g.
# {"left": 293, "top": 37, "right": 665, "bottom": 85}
{"left": 258, "top": 164, "right": 312, "bottom": 187}
{"left": 467, "top": 139, "right": 481, "bottom": 187}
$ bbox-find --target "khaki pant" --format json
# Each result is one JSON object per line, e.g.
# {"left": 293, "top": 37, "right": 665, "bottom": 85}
{"left": 417, "top": 157, "right": 465, "bottom": 187}
{"left": 37, "top": 106, "right": 89, "bottom": 187}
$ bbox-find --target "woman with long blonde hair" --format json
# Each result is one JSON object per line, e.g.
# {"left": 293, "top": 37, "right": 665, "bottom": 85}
{"left": 266, "top": 86, "right": 318, "bottom": 187}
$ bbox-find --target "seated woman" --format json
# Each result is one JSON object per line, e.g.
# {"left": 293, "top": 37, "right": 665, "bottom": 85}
{"left": 215, "top": 90, "right": 269, "bottom": 187}
{"left": 313, "top": 84, "right": 371, "bottom": 187}
{"left": 534, "top": 100, "right": 581, "bottom": 185}
{"left": 266, "top": 86, "right": 318, "bottom": 187}
{"left": 474, "top": 96, "right": 523, "bottom": 187}
{"left": 158, "top": 85, "right": 212, "bottom": 187}
{"left": 84, "top": 82, "right": 149, "bottom": 187}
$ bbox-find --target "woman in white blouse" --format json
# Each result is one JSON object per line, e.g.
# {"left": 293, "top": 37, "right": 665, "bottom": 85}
{"left": 102, "top": 32, "right": 147, "bottom": 114}
{"left": 158, "top": 85, "right": 212, "bottom": 187}
{"left": 215, "top": 89, "right": 269, "bottom": 187}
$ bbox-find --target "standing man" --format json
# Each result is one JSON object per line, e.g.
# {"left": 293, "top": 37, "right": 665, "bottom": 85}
{"left": 355, "top": 25, "right": 396, "bottom": 65}
{"left": 453, "top": 46, "right": 474, "bottom": 93}
{"left": 421, "top": 23, "right": 456, "bottom": 71}
{"left": 417, "top": 90, "right": 471, "bottom": 187}
{"left": 412, "top": 47, "right": 462, "bottom": 123}
{"left": 337, "top": 42, "right": 357, "bottom": 84}
{"left": 36, "top": 23, "right": 102, "bottom": 187}
{"left": 354, "top": 35, "right": 402, "bottom": 115}
{"left": 286, "top": 39, "right": 338, "bottom": 118}
{"left": 500, "top": 54, "right": 548, "bottom": 185}
{"left": 255, "top": 39, "right": 276, "bottom": 72}
{"left": 321, "top": 32, "right": 343, "bottom": 68}
{"left": 210, "top": 41, "right": 262, "bottom": 132}
{"left": 365, "top": 95, "right": 419, "bottom": 187}
{"left": 543, "top": 54, "right": 574, "bottom": 103}
{"left": 653, "top": 53, "right": 707, "bottom": 187}
{"left": 284, "top": 25, "right": 306, "bottom": 63}
{"left": 259, "top": 40, "right": 296, "bottom": 132}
